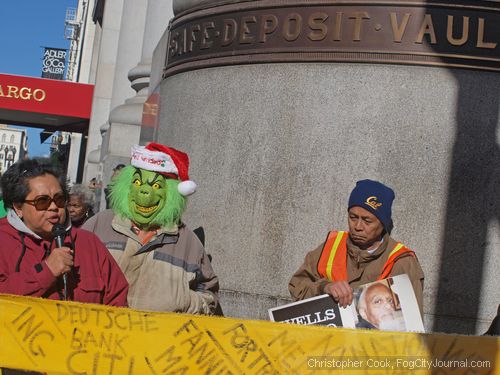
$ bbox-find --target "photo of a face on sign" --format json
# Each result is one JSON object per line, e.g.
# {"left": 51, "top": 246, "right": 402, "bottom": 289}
{"left": 354, "top": 278, "right": 406, "bottom": 331}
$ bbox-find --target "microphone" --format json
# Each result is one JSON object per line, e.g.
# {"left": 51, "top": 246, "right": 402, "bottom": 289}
{"left": 52, "top": 223, "right": 69, "bottom": 300}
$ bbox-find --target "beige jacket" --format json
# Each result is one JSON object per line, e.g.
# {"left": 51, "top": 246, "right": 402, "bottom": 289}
{"left": 83, "top": 209, "right": 219, "bottom": 314}
{"left": 289, "top": 232, "right": 424, "bottom": 313}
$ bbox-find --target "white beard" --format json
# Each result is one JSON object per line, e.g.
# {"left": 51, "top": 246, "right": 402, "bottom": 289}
{"left": 378, "top": 317, "right": 405, "bottom": 331}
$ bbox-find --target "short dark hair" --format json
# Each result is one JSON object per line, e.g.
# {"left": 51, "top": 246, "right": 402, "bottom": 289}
{"left": 1, "top": 158, "right": 68, "bottom": 209}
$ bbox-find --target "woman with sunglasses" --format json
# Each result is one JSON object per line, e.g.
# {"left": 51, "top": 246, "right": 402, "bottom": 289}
{"left": 0, "top": 158, "right": 128, "bottom": 306}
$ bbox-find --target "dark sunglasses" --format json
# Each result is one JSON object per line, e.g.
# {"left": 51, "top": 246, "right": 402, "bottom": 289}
{"left": 24, "top": 192, "right": 67, "bottom": 211}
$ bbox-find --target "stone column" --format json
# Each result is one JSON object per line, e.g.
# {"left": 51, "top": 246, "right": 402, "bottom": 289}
{"left": 173, "top": 0, "right": 215, "bottom": 15}
{"left": 96, "top": 0, "right": 149, "bottom": 209}
{"left": 84, "top": 0, "right": 125, "bottom": 183}
{"left": 154, "top": 0, "right": 500, "bottom": 334}
{"left": 99, "top": 0, "right": 174, "bottom": 208}
{"left": 85, "top": 0, "right": 148, "bottom": 202}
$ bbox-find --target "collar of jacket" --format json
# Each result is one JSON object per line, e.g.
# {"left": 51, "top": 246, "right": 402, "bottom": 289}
{"left": 111, "top": 214, "right": 179, "bottom": 240}
{"left": 6, "top": 208, "right": 73, "bottom": 241}
{"left": 133, "top": 232, "right": 180, "bottom": 256}
{"left": 346, "top": 232, "right": 392, "bottom": 265}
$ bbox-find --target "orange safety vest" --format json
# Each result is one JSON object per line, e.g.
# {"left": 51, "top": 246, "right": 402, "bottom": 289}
{"left": 317, "top": 231, "right": 415, "bottom": 281}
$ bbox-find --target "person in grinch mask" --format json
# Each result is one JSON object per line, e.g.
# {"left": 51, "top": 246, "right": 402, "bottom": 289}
{"left": 83, "top": 143, "right": 219, "bottom": 314}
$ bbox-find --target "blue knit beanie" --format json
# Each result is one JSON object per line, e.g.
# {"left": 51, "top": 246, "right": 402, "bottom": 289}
{"left": 348, "top": 179, "right": 395, "bottom": 233}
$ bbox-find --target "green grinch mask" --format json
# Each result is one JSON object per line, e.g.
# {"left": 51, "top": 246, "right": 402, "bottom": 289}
{"left": 109, "top": 165, "right": 186, "bottom": 230}
{"left": 129, "top": 169, "right": 167, "bottom": 225}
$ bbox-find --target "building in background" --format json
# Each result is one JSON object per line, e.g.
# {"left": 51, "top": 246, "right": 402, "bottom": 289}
{"left": 63, "top": 0, "right": 173, "bottom": 209}
{"left": 49, "top": 132, "right": 71, "bottom": 177}
{"left": 59, "top": 4, "right": 90, "bottom": 185}
{"left": 0, "top": 2, "right": 93, "bottom": 184}
{"left": 0, "top": 125, "right": 28, "bottom": 175}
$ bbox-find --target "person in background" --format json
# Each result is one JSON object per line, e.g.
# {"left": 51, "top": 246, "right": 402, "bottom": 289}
{"left": 88, "top": 177, "right": 98, "bottom": 191}
{"left": 88, "top": 177, "right": 103, "bottom": 212}
{"left": 0, "top": 186, "right": 7, "bottom": 218}
{"left": 112, "top": 163, "right": 126, "bottom": 178}
{"left": 105, "top": 163, "right": 126, "bottom": 209}
{"left": 289, "top": 179, "right": 424, "bottom": 314}
{"left": 484, "top": 305, "right": 499, "bottom": 336}
{"left": 67, "top": 184, "right": 95, "bottom": 227}
{"left": 0, "top": 158, "right": 128, "bottom": 306}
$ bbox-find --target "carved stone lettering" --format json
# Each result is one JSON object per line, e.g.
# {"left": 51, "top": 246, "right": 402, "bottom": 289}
{"left": 165, "top": 2, "right": 499, "bottom": 75}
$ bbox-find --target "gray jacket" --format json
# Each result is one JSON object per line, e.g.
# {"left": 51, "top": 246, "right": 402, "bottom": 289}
{"left": 83, "top": 209, "right": 219, "bottom": 314}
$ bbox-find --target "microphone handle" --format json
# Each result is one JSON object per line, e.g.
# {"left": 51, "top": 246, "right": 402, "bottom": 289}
{"left": 55, "top": 235, "right": 64, "bottom": 249}
{"left": 62, "top": 274, "right": 68, "bottom": 301}
{"left": 55, "top": 235, "right": 68, "bottom": 301}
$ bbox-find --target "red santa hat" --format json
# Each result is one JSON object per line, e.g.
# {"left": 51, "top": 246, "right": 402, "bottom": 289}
{"left": 130, "top": 143, "right": 197, "bottom": 196}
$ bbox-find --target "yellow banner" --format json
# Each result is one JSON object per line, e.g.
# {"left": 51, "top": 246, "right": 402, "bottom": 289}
{"left": 0, "top": 294, "right": 498, "bottom": 374}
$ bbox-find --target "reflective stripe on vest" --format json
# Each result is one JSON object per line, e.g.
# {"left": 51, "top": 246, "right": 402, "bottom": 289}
{"left": 317, "top": 231, "right": 415, "bottom": 281}
{"left": 317, "top": 231, "right": 348, "bottom": 281}
{"left": 377, "top": 243, "right": 415, "bottom": 280}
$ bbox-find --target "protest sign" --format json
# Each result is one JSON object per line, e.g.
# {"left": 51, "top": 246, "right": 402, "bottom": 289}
{"left": 269, "top": 294, "right": 356, "bottom": 328}
{"left": 0, "top": 294, "right": 497, "bottom": 374}
{"left": 269, "top": 274, "right": 424, "bottom": 332}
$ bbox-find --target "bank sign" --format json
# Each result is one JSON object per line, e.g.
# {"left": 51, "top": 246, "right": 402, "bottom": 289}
{"left": 0, "top": 73, "right": 94, "bottom": 127}
{"left": 165, "top": 0, "right": 499, "bottom": 76}
{"left": 42, "top": 47, "right": 67, "bottom": 80}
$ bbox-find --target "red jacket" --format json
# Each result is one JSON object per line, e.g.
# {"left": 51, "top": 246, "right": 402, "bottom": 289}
{"left": 0, "top": 215, "right": 128, "bottom": 306}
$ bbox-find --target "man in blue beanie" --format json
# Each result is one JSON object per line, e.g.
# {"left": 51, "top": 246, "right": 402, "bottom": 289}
{"left": 289, "top": 179, "right": 424, "bottom": 314}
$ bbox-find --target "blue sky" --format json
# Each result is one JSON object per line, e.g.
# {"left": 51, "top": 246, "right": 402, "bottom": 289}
{"left": 0, "top": 0, "right": 77, "bottom": 157}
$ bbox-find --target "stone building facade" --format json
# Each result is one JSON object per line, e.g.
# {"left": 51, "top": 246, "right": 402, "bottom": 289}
{"left": 0, "top": 125, "right": 27, "bottom": 174}
{"left": 75, "top": 0, "right": 499, "bottom": 335}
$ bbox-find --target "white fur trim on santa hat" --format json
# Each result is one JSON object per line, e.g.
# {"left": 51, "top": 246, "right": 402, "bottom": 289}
{"left": 131, "top": 145, "right": 178, "bottom": 175}
{"left": 178, "top": 180, "right": 197, "bottom": 196}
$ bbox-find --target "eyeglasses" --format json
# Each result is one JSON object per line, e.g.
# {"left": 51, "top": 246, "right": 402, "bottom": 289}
{"left": 24, "top": 192, "right": 67, "bottom": 211}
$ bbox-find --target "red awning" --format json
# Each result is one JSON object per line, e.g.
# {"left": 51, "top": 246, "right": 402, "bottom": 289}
{"left": 0, "top": 73, "right": 94, "bottom": 132}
